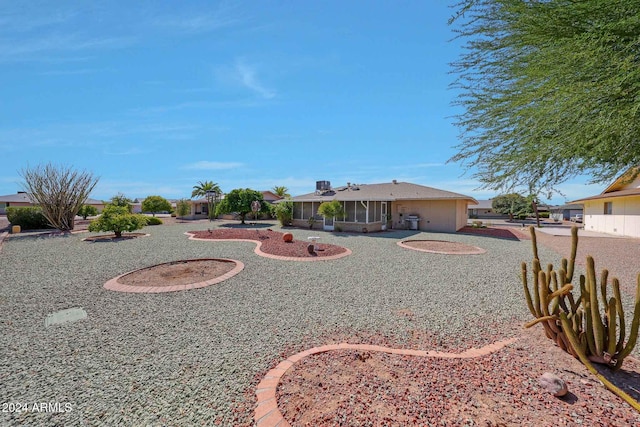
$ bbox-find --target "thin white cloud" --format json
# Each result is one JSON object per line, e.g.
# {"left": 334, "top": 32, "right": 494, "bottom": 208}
{"left": 235, "top": 60, "right": 276, "bottom": 99}
{"left": 152, "top": 1, "right": 244, "bottom": 34}
{"left": 37, "top": 68, "right": 106, "bottom": 76}
{"left": 183, "top": 161, "right": 244, "bottom": 171}
{"left": 0, "top": 33, "right": 133, "bottom": 62}
{"left": 154, "top": 14, "right": 240, "bottom": 34}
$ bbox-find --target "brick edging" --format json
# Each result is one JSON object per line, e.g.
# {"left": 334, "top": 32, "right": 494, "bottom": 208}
{"left": 184, "top": 233, "right": 352, "bottom": 262}
{"left": 254, "top": 338, "right": 518, "bottom": 427}
{"left": 103, "top": 258, "right": 244, "bottom": 293}
{"left": 397, "top": 240, "right": 487, "bottom": 255}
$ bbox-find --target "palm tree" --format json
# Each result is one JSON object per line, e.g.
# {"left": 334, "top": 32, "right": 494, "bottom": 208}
{"left": 192, "top": 181, "right": 222, "bottom": 220}
{"left": 272, "top": 186, "right": 290, "bottom": 198}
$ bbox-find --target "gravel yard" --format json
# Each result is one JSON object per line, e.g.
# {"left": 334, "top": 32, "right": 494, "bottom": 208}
{"left": 0, "top": 221, "right": 638, "bottom": 425}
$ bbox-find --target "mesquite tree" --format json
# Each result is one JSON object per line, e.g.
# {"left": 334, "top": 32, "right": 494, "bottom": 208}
{"left": 449, "top": 0, "right": 640, "bottom": 194}
{"left": 20, "top": 163, "right": 98, "bottom": 231}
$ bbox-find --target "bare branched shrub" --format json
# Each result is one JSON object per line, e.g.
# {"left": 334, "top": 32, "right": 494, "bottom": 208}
{"left": 20, "top": 163, "right": 99, "bottom": 231}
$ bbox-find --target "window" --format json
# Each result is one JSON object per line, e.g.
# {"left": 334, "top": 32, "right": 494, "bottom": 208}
{"left": 604, "top": 202, "right": 612, "bottom": 215}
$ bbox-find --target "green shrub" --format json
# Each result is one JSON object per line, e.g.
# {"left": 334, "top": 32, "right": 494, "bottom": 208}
{"left": 176, "top": 199, "right": 191, "bottom": 218}
{"left": 78, "top": 205, "right": 99, "bottom": 219}
{"left": 539, "top": 212, "right": 550, "bottom": 218}
{"left": 88, "top": 205, "right": 148, "bottom": 238}
{"left": 274, "top": 201, "right": 293, "bottom": 226}
{"left": 146, "top": 217, "right": 163, "bottom": 225}
{"left": 6, "top": 207, "right": 52, "bottom": 230}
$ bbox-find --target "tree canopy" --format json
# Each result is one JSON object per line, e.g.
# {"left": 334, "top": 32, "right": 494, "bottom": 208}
{"left": 141, "top": 195, "right": 172, "bottom": 216}
{"left": 491, "top": 193, "right": 530, "bottom": 220}
{"left": 216, "top": 188, "right": 268, "bottom": 224}
{"left": 449, "top": 0, "right": 640, "bottom": 194}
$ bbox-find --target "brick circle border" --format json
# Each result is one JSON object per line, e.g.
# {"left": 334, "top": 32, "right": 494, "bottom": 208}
{"left": 184, "top": 232, "right": 352, "bottom": 262}
{"left": 254, "top": 338, "right": 518, "bottom": 426}
{"left": 397, "top": 239, "right": 486, "bottom": 255}
{"left": 103, "top": 258, "right": 244, "bottom": 293}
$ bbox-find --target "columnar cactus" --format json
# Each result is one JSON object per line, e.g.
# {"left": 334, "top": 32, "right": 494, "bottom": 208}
{"left": 522, "top": 226, "right": 640, "bottom": 410}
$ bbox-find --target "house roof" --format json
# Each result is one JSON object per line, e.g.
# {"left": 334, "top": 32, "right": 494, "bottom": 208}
{"left": 288, "top": 182, "right": 477, "bottom": 204}
{"left": 572, "top": 188, "right": 640, "bottom": 203}
{"left": 0, "top": 192, "right": 31, "bottom": 203}
{"left": 571, "top": 166, "right": 640, "bottom": 203}
{"left": 0, "top": 193, "right": 103, "bottom": 205}
{"left": 602, "top": 167, "right": 639, "bottom": 193}
{"left": 468, "top": 199, "right": 493, "bottom": 209}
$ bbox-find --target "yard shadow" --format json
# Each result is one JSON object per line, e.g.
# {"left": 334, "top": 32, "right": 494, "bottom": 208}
{"left": 457, "top": 226, "right": 529, "bottom": 241}
{"left": 594, "top": 364, "right": 640, "bottom": 403}
{"left": 219, "top": 222, "right": 276, "bottom": 229}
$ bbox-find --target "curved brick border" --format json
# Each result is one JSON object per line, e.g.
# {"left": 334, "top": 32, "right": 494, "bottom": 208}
{"left": 397, "top": 240, "right": 486, "bottom": 255}
{"left": 254, "top": 338, "right": 518, "bottom": 427}
{"left": 103, "top": 258, "right": 244, "bottom": 293}
{"left": 184, "top": 232, "right": 352, "bottom": 262}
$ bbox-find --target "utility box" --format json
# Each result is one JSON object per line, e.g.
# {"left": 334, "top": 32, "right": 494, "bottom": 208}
{"left": 11, "top": 225, "right": 21, "bottom": 234}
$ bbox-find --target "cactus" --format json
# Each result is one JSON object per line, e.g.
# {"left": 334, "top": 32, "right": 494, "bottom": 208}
{"left": 522, "top": 225, "right": 640, "bottom": 410}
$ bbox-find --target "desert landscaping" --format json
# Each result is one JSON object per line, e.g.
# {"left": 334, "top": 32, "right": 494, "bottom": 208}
{"left": 0, "top": 218, "right": 639, "bottom": 426}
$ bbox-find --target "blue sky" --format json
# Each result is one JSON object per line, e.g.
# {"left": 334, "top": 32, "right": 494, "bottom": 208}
{"left": 1, "top": 1, "right": 605, "bottom": 204}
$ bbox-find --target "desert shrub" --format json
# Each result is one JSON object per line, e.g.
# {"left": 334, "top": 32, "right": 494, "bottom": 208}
{"left": 109, "top": 193, "right": 133, "bottom": 212}
{"left": 274, "top": 201, "right": 293, "bottom": 226}
{"left": 20, "top": 163, "right": 98, "bottom": 231}
{"left": 6, "top": 207, "right": 52, "bottom": 230}
{"left": 176, "top": 199, "right": 191, "bottom": 218}
{"left": 78, "top": 205, "right": 98, "bottom": 219}
{"left": 146, "top": 217, "right": 163, "bottom": 225}
{"left": 88, "top": 205, "right": 148, "bottom": 238}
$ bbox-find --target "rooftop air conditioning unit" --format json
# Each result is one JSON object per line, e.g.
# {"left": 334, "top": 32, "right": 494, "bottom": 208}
{"left": 316, "top": 180, "right": 331, "bottom": 192}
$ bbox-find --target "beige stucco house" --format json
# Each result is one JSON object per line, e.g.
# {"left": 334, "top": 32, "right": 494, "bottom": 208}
{"left": 0, "top": 192, "right": 104, "bottom": 215}
{"left": 286, "top": 180, "right": 477, "bottom": 233}
{"left": 573, "top": 168, "right": 640, "bottom": 238}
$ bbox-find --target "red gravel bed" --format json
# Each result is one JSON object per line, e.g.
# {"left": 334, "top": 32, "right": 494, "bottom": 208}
{"left": 276, "top": 327, "right": 640, "bottom": 426}
{"left": 189, "top": 228, "right": 348, "bottom": 258}
{"left": 459, "top": 226, "right": 530, "bottom": 240}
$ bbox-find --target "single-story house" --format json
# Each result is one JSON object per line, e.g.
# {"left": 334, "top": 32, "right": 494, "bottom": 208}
{"left": 572, "top": 167, "right": 640, "bottom": 238}
{"left": 0, "top": 192, "right": 105, "bottom": 215}
{"left": 285, "top": 180, "right": 477, "bottom": 233}
{"left": 184, "top": 190, "right": 283, "bottom": 220}
{"left": 467, "top": 199, "right": 510, "bottom": 219}
{"left": 555, "top": 203, "right": 583, "bottom": 221}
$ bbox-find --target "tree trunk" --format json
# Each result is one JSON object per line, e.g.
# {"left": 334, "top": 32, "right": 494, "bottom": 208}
{"left": 532, "top": 200, "right": 541, "bottom": 228}
{"left": 115, "top": 230, "right": 122, "bottom": 238}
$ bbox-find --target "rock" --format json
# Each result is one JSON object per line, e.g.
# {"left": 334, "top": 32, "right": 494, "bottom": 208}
{"left": 538, "top": 372, "right": 568, "bottom": 397}
{"left": 283, "top": 232, "right": 293, "bottom": 243}
{"left": 307, "top": 244, "right": 316, "bottom": 255}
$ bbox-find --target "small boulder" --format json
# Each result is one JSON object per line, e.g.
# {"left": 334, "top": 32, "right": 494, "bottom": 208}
{"left": 538, "top": 372, "right": 568, "bottom": 397}
{"left": 283, "top": 232, "right": 293, "bottom": 243}
{"left": 307, "top": 243, "right": 316, "bottom": 255}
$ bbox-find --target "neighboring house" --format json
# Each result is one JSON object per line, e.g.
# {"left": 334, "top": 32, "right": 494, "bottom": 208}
{"left": 555, "top": 203, "right": 583, "bottom": 221}
{"left": 467, "top": 199, "right": 509, "bottom": 219}
{"left": 572, "top": 167, "right": 640, "bottom": 238}
{"left": 0, "top": 192, "right": 104, "bottom": 215}
{"left": 285, "top": 180, "right": 477, "bottom": 233}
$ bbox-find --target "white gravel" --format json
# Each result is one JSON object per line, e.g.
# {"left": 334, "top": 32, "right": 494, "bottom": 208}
{"left": 0, "top": 221, "right": 629, "bottom": 426}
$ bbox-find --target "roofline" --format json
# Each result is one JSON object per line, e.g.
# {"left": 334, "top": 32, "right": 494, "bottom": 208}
{"left": 571, "top": 188, "right": 640, "bottom": 203}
